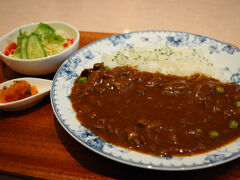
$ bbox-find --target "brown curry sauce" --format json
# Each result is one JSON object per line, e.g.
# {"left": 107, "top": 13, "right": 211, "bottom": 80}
{"left": 70, "top": 63, "right": 240, "bottom": 157}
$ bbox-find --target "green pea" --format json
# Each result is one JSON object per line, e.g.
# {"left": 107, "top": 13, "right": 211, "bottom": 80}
{"left": 105, "top": 66, "right": 111, "bottom": 71}
{"left": 209, "top": 130, "right": 219, "bottom": 138}
{"left": 229, "top": 120, "right": 238, "bottom": 129}
{"left": 79, "top": 77, "right": 87, "bottom": 83}
{"left": 235, "top": 101, "right": 240, "bottom": 107}
{"left": 196, "top": 128, "right": 202, "bottom": 133}
{"left": 215, "top": 87, "right": 224, "bottom": 94}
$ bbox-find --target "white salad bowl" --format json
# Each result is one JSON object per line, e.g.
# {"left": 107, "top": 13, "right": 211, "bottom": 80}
{"left": 0, "top": 21, "right": 80, "bottom": 75}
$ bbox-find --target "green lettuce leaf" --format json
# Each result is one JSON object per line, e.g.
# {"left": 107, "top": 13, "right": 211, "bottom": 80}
{"left": 33, "top": 23, "right": 64, "bottom": 42}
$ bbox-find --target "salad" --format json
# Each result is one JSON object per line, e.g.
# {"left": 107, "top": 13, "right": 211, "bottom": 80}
{"left": 4, "top": 23, "right": 74, "bottom": 59}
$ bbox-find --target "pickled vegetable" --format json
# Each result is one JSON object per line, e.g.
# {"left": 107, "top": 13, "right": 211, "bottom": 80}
{"left": 0, "top": 81, "right": 38, "bottom": 103}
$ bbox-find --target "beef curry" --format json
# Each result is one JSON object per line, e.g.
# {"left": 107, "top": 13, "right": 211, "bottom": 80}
{"left": 70, "top": 63, "right": 240, "bottom": 157}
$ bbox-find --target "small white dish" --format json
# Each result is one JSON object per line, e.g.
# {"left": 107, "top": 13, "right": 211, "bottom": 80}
{"left": 0, "top": 21, "right": 80, "bottom": 75}
{"left": 0, "top": 78, "right": 52, "bottom": 111}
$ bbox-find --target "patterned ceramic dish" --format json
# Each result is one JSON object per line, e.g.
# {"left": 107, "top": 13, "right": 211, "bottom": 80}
{"left": 51, "top": 30, "right": 240, "bottom": 171}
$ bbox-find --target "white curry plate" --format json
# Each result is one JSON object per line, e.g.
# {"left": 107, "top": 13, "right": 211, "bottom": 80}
{"left": 50, "top": 30, "right": 240, "bottom": 171}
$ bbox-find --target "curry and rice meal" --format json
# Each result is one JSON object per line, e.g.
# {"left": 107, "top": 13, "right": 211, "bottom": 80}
{"left": 70, "top": 46, "right": 240, "bottom": 157}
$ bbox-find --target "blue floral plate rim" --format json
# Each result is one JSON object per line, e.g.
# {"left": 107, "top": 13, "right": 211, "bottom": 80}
{"left": 50, "top": 30, "right": 240, "bottom": 171}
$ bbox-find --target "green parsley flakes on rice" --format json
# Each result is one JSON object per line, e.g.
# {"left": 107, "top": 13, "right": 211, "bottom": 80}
{"left": 102, "top": 46, "right": 226, "bottom": 81}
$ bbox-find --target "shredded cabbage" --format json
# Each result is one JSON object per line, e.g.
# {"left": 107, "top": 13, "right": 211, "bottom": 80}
{"left": 42, "top": 30, "right": 68, "bottom": 56}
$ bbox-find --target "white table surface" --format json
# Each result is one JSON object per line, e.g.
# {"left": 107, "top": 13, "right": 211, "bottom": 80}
{"left": 0, "top": 0, "right": 239, "bottom": 47}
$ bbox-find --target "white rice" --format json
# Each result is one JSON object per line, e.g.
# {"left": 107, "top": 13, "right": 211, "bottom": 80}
{"left": 102, "top": 46, "right": 225, "bottom": 81}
